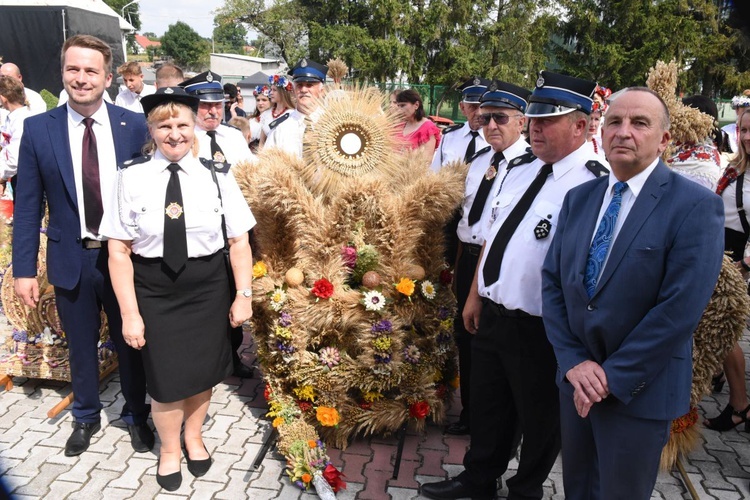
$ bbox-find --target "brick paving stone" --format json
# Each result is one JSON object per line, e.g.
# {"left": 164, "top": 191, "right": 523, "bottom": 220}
{"left": 215, "top": 469, "right": 260, "bottom": 499}
{"left": 57, "top": 451, "right": 109, "bottom": 483}
{"left": 246, "top": 458, "right": 286, "bottom": 490}
{"left": 398, "top": 433, "right": 420, "bottom": 462}
{"left": 368, "top": 443, "right": 397, "bottom": 472}
{"left": 1, "top": 474, "right": 33, "bottom": 494}
{"left": 275, "top": 482, "right": 304, "bottom": 500}
{"left": 441, "top": 435, "right": 469, "bottom": 464}
{"left": 387, "top": 459, "right": 419, "bottom": 489}
{"left": 1, "top": 429, "right": 50, "bottom": 459}
{"left": 388, "top": 486, "right": 419, "bottom": 499}
{"left": 190, "top": 478, "right": 226, "bottom": 498}
{"left": 219, "top": 425, "right": 254, "bottom": 456}
{"left": 340, "top": 450, "right": 370, "bottom": 483}
{"left": 229, "top": 442, "right": 262, "bottom": 471}
{"left": 2, "top": 445, "right": 57, "bottom": 477}
{"left": 342, "top": 438, "right": 375, "bottom": 456}
{"left": 108, "top": 456, "right": 153, "bottom": 490}
{"left": 357, "top": 467, "right": 392, "bottom": 500}
{"left": 419, "top": 427, "right": 448, "bottom": 451}
{"left": 416, "top": 449, "right": 447, "bottom": 478}
{"left": 48, "top": 479, "right": 83, "bottom": 498}
{"left": 203, "top": 413, "right": 240, "bottom": 441}
{"left": 0, "top": 458, "right": 20, "bottom": 475}
{"left": 12, "top": 462, "right": 69, "bottom": 497}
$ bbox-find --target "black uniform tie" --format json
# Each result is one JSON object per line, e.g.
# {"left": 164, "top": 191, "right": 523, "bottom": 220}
{"left": 206, "top": 130, "right": 224, "bottom": 161}
{"left": 483, "top": 163, "right": 553, "bottom": 285}
{"left": 463, "top": 130, "right": 479, "bottom": 164}
{"left": 163, "top": 163, "right": 188, "bottom": 274}
{"left": 467, "top": 151, "right": 503, "bottom": 226}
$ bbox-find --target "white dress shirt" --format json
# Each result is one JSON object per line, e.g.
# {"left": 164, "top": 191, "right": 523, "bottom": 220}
{"left": 259, "top": 107, "right": 292, "bottom": 138}
{"left": 457, "top": 136, "right": 529, "bottom": 246}
{"left": 430, "top": 122, "right": 488, "bottom": 172}
{"left": 722, "top": 167, "right": 750, "bottom": 234}
{"left": 722, "top": 123, "right": 738, "bottom": 153}
{"left": 196, "top": 123, "right": 256, "bottom": 166}
{"left": 1, "top": 106, "right": 32, "bottom": 180}
{"left": 67, "top": 102, "right": 118, "bottom": 241}
{"left": 265, "top": 108, "right": 323, "bottom": 158}
{"left": 477, "top": 143, "right": 610, "bottom": 316}
{"left": 115, "top": 84, "right": 155, "bottom": 113}
{"left": 100, "top": 150, "right": 256, "bottom": 258}
{"left": 23, "top": 87, "right": 47, "bottom": 116}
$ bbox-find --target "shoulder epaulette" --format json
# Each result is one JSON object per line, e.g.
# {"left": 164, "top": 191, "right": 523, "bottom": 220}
{"left": 467, "top": 146, "right": 492, "bottom": 163}
{"left": 199, "top": 157, "right": 231, "bottom": 173}
{"left": 118, "top": 154, "right": 151, "bottom": 170}
{"left": 269, "top": 113, "right": 290, "bottom": 130}
{"left": 222, "top": 123, "right": 241, "bottom": 131}
{"left": 585, "top": 160, "right": 609, "bottom": 178}
{"left": 508, "top": 150, "right": 537, "bottom": 169}
{"left": 442, "top": 123, "right": 463, "bottom": 135}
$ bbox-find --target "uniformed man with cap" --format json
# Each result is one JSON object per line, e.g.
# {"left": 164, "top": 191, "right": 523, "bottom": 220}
{"left": 430, "top": 77, "right": 490, "bottom": 173}
{"left": 180, "top": 71, "right": 256, "bottom": 379}
{"left": 179, "top": 71, "right": 255, "bottom": 167}
{"left": 444, "top": 80, "right": 531, "bottom": 437}
{"left": 421, "top": 71, "right": 608, "bottom": 500}
{"left": 264, "top": 58, "right": 328, "bottom": 158}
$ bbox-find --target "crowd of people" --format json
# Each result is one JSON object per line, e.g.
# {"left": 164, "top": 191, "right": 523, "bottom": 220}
{"left": 2, "top": 31, "right": 750, "bottom": 498}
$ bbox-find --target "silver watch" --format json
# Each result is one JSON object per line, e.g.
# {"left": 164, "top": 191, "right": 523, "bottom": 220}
{"left": 236, "top": 288, "right": 252, "bottom": 298}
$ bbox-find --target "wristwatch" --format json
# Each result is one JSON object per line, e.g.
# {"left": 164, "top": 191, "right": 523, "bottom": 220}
{"left": 236, "top": 288, "right": 253, "bottom": 298}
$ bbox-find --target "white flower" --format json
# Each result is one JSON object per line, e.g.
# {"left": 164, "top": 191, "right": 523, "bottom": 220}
{"left": 363, "top": 290, "right": 386, "bottom": 312}
{"left": 270, "top": 288, "right": 288, "bottom": 311}
{"left": 420, "top": 280, "right": 436, "bottom": 300}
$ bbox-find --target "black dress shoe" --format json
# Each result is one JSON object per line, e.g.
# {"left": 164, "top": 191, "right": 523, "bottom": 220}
{"left": 128, "top": 423, "right": 156, "bottom": 452}
{"left": 65, "top": 421, "right": 101, "bottom": 457}
{"left": 184, "top": 445, "right": 213, "bottom": 477}
{"left": 156, "top": 459, "right": 182, "bottom": 491}
{"left": 421, "top": 478, "right": 495, "bottom": 500}
{"left": 445, "top": 421, "right": 470, "bottom": 435}
{"left": 232, "top": 363, "right": 254, "bottom": 379}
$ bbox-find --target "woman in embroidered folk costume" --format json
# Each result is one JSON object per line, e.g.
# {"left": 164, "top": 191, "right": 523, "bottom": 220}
{"left": 585, "top": 85, "right": 610, "bottom": 159}
{"left": 99, "top": 87, "right": 255, "bottom": 491}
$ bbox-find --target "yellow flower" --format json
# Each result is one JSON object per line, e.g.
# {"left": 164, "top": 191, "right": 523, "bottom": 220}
{"left": 301, "top": 473, "right": 312, "bottom": 483}
{"left": 293, "top": 385, "right": 316, "bottom": 401}
{"left": 363, "top": 391, "right": 383, "bottom": 403}
{"left": 307, "top": 440, "right": 317, "bottom": 448}
{"left": 272, "top": 417, "right": 284, "bottom": 428}
{"left": 316, "top": 406, "right": 341, "bottom": 426}
{"left": 252, "top": 261, "right": 268, "bottom": 278}
{"left": 396, "top": 277, "right": 416, "bottom": 296}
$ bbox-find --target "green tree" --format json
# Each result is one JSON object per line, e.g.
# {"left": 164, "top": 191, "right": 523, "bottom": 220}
{"left": 103, "top": 0, "right": 142, "bottom": 54}
{"left": 161, "top": 22, "right": 210, "bottom": 70}
{"left": 213, "top": 15, "right": 248, "bottom": 54}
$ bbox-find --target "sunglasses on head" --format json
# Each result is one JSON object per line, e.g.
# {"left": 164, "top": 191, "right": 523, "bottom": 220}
{"left": 478, "top": 112, "right": 520, "bottom": 126}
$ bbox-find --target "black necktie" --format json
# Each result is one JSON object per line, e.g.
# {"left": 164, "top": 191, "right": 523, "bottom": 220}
{"left": 463, "top": 130, "right": 479, "bottom": 164}
{"left": 206, "top": 130, "right": 224, "bottom": 161}
{"left": 163, "top": 163, "right": 188, "bottom": 274}
{"left": 467, "top": 151, "right": 503, "bottom": 226}
{"left": 482, "top": 163, "right": 554, "bottom": 285}
{"left": 81, "top": 117, "right": 103, "bottom": 235}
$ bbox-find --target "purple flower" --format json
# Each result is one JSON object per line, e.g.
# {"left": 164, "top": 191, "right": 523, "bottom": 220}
{"left": 437, "top": 307, "right": 450, "bottom": 320}
{"left": 341, "top": 246, "right": 357, "bottom": 269}
{"left": 11, "top": 329, "right": 28, "bottom": 343}
{"left": 277, "top": 342, "right": 295, "bottom": 354}
{"left": 371, "top": 320, "right": 393, "bottom": 334}
{"left": 279, "top": 311, "right": 292, "bottom": 327}
{"left": 374, "top": 353, "right": 391, "bottom": 364}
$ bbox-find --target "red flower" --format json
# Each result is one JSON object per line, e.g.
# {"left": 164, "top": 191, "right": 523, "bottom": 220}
{"left": 322, "top": 464, "right": 347, "bottom": 492}
{"left": 359, "top": 402, "right": 372, "bottom": 410}
{"left": 439, "top": 269, "right": 453, "bottom": 286}
{"left": 297, "top": 400, "right": 313, "bottom": 412}
{"left": 264, "top": 384, "right": 272, "bottom": 401}
{"left": 409, "top": 400, "right": 430, "bottom": 419}
{"left": 312, "top": 278, "right": 334, "bottom": 299}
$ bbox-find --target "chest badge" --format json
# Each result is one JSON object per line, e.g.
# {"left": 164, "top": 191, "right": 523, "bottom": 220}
{"left": 165, "top": 202, "right": 184, "bottom": 220}
{"left": 213, "top": 151, "right": 226, "bottom": 162}
{"left": 534, "top": 219, "right": 551, "bottom": 239}
{"left": 484, "top": 165, "right": 497, "bottom": 180}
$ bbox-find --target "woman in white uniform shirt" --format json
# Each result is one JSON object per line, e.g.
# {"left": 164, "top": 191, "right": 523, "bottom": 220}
{"left": 258, "top": 75, "right": 295, "bottom": 147}
{"left": 100, "top": 87, "right": 255, "bottom": 491}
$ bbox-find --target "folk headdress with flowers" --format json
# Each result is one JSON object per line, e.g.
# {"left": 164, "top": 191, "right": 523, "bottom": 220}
{"left": 269, "top": 74, "right": 294, "bottom": 92}
{"left": 731, "top": 93, "right": 750, "bottom": 109}
{"left": 254, "top": 85, "right": 271, "bottom": 97}
{"left": 592, "top": 85, "right": 612, "bottom": 113}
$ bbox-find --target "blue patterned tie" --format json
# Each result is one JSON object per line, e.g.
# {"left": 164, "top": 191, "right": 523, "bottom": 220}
{"left": 584, "top": 181, "right": 628, "bottom": 298}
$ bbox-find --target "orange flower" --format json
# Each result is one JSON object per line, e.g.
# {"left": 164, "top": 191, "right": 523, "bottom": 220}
{"left": 252, "top": 261, "right": 268, "bottom": 279}
{"left": 395, "top": 278, "right": 415, "bottom": 296}
{"left": 301, "top": 473, "right": 312, "bottom": 483}
{"left": 272, "top": 417, "right": 284, "bottom": 428}
{"left": 316, "top": 406, "right": 341, "bottom": 426}
{"left": 308, "top": 440, "right": 317, "bottom": 448}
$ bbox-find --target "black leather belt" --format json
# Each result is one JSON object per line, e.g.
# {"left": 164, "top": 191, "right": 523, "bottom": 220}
{"left": 482, "top": 298, "right": 534, "bottom": 318}
{"left": 82, "top": 238, "right": 102, "bottom": 249}
{"left": 462, "top": 242, "right": 482, "bottom": 256}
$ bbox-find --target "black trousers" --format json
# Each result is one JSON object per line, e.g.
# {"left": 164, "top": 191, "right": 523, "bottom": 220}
{"left": 454, "top": 242, "right": 481, "bottom": 425}
{"left": 461, "top": 299, "right": 560, "bottom": 500}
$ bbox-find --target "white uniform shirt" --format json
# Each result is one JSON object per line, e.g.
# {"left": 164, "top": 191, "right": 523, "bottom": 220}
{"left": 721, "top": 167, "right": 750, "bottom": 233}
{"left": 249, "top": 116, "right": 263, "bottom": 142}
{"left": 430, "top": 122, "right": 487, "bottom": 172}
{"left": 23, "top": 87, "right": 47, "bottom": 116}
{"left": 115, "top": 84, "right": 156, "bottom": 113}
{"left": 259, "top": 107, "right": 292, "bottom": 137}
{"left": 722, "top": 123, "right": 738, "bottom": 153}
{"left": 196, "top": 123, "right": 256, "bottom": 166}
{"left": 67, "top": 103, "right": 118, "bottom": 241}
{"left": 100, "top": 150, "right": 256, "bottom": 258}
{"left": 265, "top": 107, "right": 323, "bottom": 158}
{"left": 477, "top": 143, "right": 610, "bottom": 316}
{"left": 1, "top": 105, "right": 32, "bottom": 180}
{"left": 457, "top": 136, "right": 530, "bottom": 246}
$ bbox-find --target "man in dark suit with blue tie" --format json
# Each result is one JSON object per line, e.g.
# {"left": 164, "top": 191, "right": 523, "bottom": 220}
{"left": 542, "top": 87, "right": 725, "bottom": 499}
{"left": 13, "top": 35, "right": 153, "bottom": 457}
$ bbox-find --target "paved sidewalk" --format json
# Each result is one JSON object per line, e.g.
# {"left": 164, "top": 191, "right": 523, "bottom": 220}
{"left": 2, "top": 323, "right": 750, "bottom": 499}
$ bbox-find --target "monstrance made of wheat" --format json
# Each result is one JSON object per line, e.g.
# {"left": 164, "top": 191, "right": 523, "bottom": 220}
{"left": 233, "top": 86, "right": 466, "bottom": 495}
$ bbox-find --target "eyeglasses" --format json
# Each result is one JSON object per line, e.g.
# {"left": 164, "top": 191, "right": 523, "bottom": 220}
{"left": 478, "top": 113, "right": 521, "bottom": 126}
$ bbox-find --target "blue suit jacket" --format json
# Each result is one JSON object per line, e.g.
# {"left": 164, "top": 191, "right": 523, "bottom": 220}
{"left": 13, "top": 103, "right": 148, "bottom": 290}
{"left": 542, "top": 161, "right": 724, "bottom": 421}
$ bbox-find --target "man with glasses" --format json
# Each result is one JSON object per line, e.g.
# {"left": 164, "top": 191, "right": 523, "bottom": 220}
{"left": 442, "top": 80, "right": 530, "bottom": 437}
{"left": 421, "top": 71, "right": 608, "bottom": 500}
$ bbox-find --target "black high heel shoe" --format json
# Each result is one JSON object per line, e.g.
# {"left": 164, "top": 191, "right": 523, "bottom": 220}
{"left": 711, "top": 371, "right": 726, "bottom": 393}
{"left": 156, "top": 459, "right": 182, "bottom": 491}
{"left": 704, "top": 403, "right": 750, "bottom": 432}
{"left": 183, "top": 445, "right": 212, "bottom": 477}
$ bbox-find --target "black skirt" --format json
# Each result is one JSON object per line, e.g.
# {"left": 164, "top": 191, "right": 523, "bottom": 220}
{"left": 725, "top": 227, "right": 748, "bottom": 262}
{"left": 132, "top": 250, "right": 232, "bottom": 403}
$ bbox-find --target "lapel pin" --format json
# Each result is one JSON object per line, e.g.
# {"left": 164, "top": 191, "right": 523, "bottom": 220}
{"left": 121, "top": 122, "right": 126, "bottom": 126}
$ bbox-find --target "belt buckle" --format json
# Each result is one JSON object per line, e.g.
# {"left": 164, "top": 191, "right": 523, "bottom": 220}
{"left": 83, "top": 239, "right": 102, "bottom": 249}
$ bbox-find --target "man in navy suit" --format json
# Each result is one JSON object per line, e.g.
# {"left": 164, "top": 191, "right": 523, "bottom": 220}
{"left": 13, "top": 35, "right": 153, "bottom": 456}
{"left": 542, "top": 87, "right": 724, "bottom": 499}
